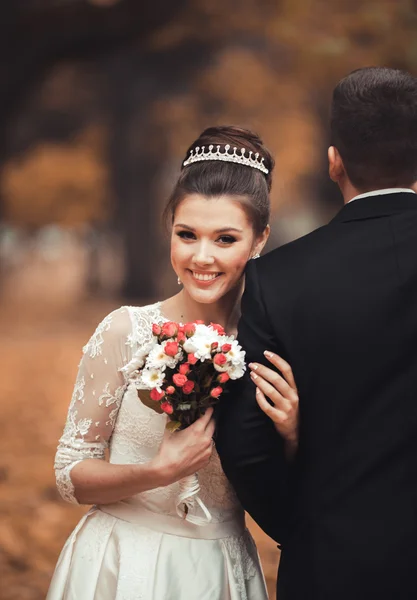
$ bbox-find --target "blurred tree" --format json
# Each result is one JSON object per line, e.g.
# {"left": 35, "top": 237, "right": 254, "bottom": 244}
{"left": 0, "top": 0, "right": 193, "bottom": 298}
{"left": 102, "top": 40, "right": 213, "bottom": 298}
{"left": 0, "top": 0, "right": 416, "bottom": 300}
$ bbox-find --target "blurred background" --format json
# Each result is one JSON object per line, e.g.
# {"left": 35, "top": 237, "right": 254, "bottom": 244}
{"left": 0, "top": 1, "right": 416, "bottom": 598}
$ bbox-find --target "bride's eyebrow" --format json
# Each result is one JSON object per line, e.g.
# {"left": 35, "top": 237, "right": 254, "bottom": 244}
{"left": 174, "top": 223, "right": 194, "bottom": 230}
{"left": 174, "top": 223, "right": 243, "bottom": 234}
{"left": 215, "top": 227, "right": 243, "bottom": 234}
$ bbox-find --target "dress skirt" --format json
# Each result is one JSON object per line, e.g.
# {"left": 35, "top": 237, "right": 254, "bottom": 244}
{"left": 46, "top": 502, "right": 268, "bottom": 600}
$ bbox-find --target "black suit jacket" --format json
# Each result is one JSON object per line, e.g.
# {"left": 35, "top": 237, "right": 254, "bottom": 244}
{"left": 216, "top": 192, "right": 417, "bottom": 600}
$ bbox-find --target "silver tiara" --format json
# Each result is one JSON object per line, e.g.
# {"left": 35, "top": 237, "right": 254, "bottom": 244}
{"left": 182, "top": 144, "right": 269, "bottom": 174}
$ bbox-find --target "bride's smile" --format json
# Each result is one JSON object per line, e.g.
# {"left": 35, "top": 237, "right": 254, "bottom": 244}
{"left": 190, "top": 271, "right": 222, "bottom": 284}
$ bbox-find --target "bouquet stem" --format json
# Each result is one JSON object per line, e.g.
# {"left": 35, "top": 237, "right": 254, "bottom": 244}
{"left": 176, "top": 473, "right": 212, "bottom": 526}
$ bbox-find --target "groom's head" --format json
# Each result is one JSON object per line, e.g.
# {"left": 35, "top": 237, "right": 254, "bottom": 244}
{"left": 329, "top": 67, "right": 417, "bottom": 195}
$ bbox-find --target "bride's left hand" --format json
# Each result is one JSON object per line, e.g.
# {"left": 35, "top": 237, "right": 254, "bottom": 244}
{"left": 249, "top": 351, "right": 299, "bottom": 449}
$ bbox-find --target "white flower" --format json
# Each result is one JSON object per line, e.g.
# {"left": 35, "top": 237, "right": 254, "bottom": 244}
{"left": 224, "top": 340, "right": 246, "bottom": 366}
{"left": 146, "top": 343, "right": 178, "bottom": 370}
{"left": 139, "top": 367, "right": 165, "bottom": 391}
{"left": 120, "top": 340, "right": 155, "bottom": 377}
{"left": 182, "top": 338, "right": 198, "bottom": 356}
{"left": 226, "top": 362, "right": 246, "bottom": 380}
{"left": 183, "top": 324, "right": 221, "bottom": 361}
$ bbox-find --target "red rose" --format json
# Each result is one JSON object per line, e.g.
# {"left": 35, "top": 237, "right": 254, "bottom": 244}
{"left": 211, "top": 342, "right": 219, "bottom": 351}
{"left": 210, "top": 322, "right": 225, "bottom": 335}
{"left": 177, "top": 331, "right": 186, "bottom": 344}
{"left": 166, "top": 385, "right": 175, "bottom": 395}
{"left": 221, "top": 343, "right": 232, "bottom": 353}
{"left": 161, "top": 321, "right": 179, "bottom": 338}
{"left": 150, "top": 388, "right": 165, "bottom": 402}
{"left": 218, "top": 372, "right": 230, "bottom": 384}
{"left": 164, "top": 341, "right": 179, "bottom": 357}
{"left": 182, "top": 380, "right": 195, "bottom": 394}
{"left": 210, "top": 386, "right": 223, "bottom": 398}
{"left": 179, "top": 363, "right": 190, "bottom": 375}
{"left": 188, "top": 353, "right": 198, "bottom": 365}
{"left": 213, "top": 353, "right": 227, "bottom": 366}
{"left": 161, "top": 401, "right": 174, "bottom": 414}
{"left": 152, "top": 323, "right": 162, "bottom": 336}
{"left": 184, "top": 323, "right": 196, "bottom": 337}
{"left": 173, "top": 373, "right": 188, "bottom": 387}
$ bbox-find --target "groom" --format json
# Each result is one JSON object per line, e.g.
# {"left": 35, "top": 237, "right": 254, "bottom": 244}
{"left": 217, "top": 66, "right": 417, "bottom": 600}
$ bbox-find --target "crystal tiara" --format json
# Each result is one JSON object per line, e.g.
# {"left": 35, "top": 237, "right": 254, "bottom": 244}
{"left": 182, "top": 144, "right": 269, "bottom": 174}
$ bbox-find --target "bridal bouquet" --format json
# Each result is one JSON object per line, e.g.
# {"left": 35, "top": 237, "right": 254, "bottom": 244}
{"left": 123, "top": 320, "right": 246, "bottom": 525}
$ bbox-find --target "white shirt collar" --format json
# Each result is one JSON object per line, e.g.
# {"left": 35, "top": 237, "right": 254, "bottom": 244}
{"left": 348, "top": 188, "right": 416, "bottom": 204}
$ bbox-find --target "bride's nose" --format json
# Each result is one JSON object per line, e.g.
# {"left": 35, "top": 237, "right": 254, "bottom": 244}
{"left": 192, "top": 241, "right": 215, "bottom": 266}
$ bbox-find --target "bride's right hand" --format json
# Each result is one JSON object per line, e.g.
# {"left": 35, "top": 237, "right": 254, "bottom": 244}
{"left": 153, "top": 408, "right": 215, "bottom": 485}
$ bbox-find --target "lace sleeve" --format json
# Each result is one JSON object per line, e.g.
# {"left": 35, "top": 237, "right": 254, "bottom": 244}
{"left": 54, "top": 307, "right": 133, "bottom": 504}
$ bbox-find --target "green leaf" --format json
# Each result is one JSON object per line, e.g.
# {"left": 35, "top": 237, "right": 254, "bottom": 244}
{"left": 137, "top": 389, "right": 163, "bottom": 414}
{"left": 177, "top": 403, "right": 192, "bottom": 410}
{"left": 166, "top": 420, "right": 181, "bottom": 432}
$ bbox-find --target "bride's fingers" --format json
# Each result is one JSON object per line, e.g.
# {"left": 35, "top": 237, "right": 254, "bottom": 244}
{"left": 249, "top": 363, "right": 298, "bottom": 406}
{"left": 263, "top": 351, "right": 297, "bottom": 391}
{"left": 255, "top": 387, "right": 288, "bottom": 424}
{"left": 250, "top": 371, "right": 292, "bottom": 413}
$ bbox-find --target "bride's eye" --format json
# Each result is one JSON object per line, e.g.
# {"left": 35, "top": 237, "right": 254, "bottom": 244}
{"left": 177, "top": 230, "right": 196, "bottom": 240}
{"left": 217, "top": 235, "right": 237, "bottom": 245}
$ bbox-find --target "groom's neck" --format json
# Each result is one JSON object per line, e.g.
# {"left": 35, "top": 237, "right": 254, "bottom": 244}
{"left": 340, "top": 179, "right": 363, "bottom": 205}
{"left": 340, "top": 179, "right": 417, "bottom": 205}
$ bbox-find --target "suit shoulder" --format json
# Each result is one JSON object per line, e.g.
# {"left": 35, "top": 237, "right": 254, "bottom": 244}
{"left": 257, "top": 224, "right": 330, "bottom": 274}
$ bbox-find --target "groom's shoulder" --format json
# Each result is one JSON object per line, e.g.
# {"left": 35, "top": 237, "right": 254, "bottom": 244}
{"left": 258, "top": 223, "right": 330, "bottom": 273}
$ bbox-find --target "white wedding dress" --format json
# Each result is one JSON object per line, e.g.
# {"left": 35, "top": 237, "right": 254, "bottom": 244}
{"left": 47, "top": 302, "right": 268, "bottom": 600}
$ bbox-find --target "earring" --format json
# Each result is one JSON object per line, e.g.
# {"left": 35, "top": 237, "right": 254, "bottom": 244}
{"left": 252, "top": 253, "right": 260, "bottom": 260}
{"left": 177, "top": 276, "right": 182, "bottom": 285}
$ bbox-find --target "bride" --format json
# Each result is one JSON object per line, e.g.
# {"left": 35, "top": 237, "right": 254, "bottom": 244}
{"left": 47, "top": 125, "right": 299, "bottom": 600}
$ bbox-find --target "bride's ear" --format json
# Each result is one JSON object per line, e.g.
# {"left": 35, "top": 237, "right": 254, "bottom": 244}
{"left": 253, "top": 224, "right": 270, "bottom": 257}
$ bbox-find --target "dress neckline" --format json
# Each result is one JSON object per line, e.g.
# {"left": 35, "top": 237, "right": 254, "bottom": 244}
{"left": 155, "top": 301, "right": 170, "bottom": 323}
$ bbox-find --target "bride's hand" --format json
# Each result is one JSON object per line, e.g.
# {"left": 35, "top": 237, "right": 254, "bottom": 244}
{"left": 249, "top": 351, "right": 299, "bottom": 452}
{"left": 153, "top": 408, "right": 215, "bottom": 485}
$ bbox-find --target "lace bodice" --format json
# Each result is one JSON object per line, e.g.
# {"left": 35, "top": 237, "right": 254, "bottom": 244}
{"left": 55, "top": 302, "right": 241, "bottom": 523}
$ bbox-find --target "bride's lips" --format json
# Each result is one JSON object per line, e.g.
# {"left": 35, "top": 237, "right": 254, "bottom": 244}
{"left": 187, "top": 270, "right": 223, "bottom": 286}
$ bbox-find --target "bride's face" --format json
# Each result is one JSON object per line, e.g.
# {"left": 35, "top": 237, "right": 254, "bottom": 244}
{"left": 171, "top": 193, "right": 266, "bottom": 305}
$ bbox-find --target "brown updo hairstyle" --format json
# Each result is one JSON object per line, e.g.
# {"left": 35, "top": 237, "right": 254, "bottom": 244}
{"left": 164, "top": 126, "right": 274, "bottom": 237}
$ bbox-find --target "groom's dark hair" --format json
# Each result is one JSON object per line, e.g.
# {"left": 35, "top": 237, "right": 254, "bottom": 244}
{"left": 331, "top": 66, "right": 417, "bottom": 189}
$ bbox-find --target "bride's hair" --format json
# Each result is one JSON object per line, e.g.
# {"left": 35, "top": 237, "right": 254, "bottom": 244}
{"left": 164, "top": 126, "right": 274, "bottom": 236}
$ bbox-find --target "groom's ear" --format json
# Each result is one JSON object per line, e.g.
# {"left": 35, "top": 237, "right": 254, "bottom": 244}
{"left": 328, "top": 146, "right": 345, "bottom": 184}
